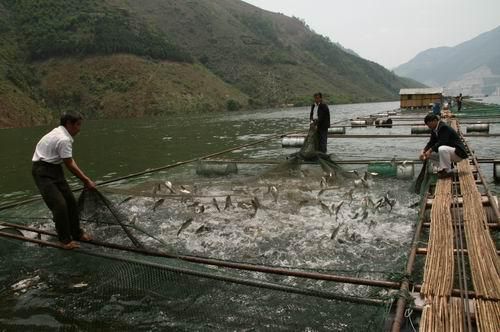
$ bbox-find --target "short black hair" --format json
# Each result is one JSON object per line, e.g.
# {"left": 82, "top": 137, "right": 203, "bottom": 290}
{"left": 424, "top": 114, "right": 439, "bottom": 124}
{"left": 60, "top": 112, "right": 83, "bottom": 126}
{"left": 314, "top": 92, "right": 322, "bottom": 98}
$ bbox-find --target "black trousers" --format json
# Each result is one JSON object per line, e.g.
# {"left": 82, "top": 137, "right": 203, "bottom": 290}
{"left": 32, "top": 161, "right": 82, "bottom": 243}
{"left": 318, "top": 128, "right": 328, "bottom": 153}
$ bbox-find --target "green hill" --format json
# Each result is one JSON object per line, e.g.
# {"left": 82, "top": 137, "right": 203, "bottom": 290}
{"left": 0, "top": 0, "right": 422, "bottom": 128}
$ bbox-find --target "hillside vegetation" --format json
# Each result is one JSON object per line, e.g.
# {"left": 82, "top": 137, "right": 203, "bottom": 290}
{"left": 0, "top": 0, "right": 422, "bottom": 128}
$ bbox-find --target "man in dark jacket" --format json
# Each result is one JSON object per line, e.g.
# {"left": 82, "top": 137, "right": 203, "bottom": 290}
{"left": 309, "top": 92, "right": 331, "bottom": 153}
{"left": 419, "top": 114, "right": 467, "bottom": 178}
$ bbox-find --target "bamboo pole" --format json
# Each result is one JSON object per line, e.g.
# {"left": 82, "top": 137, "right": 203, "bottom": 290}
{"left": 0, "top": 230, "right": 387, "bottom": 306}
{"left": 0, "top": 222, "right": 400, "bottom": 289}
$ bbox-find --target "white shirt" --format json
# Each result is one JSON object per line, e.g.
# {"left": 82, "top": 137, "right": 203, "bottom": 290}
{"left": 312, "top": 103, "right": 319, "bottom": 120}
{"left": 32, "top": 126, "right": 74, "bottom": 164}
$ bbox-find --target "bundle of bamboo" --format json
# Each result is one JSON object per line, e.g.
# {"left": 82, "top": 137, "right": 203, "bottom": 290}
{"left": 457, "top": 160, "right": 500, "bottom": 299}
{"left": 420, "top": 175, "right": 456, "bottom": 330}
{"left": 420, "top": 177, "right": 454, "bottom": 296}
{"left": 420, "top": 296, "right": 464, "bottom": 331}
{"left": 475, "top": 299, "right": 500, "bottom": 331}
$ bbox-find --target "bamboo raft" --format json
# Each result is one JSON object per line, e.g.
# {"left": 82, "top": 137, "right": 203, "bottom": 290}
{"left": 417, "top": 119, "right": 500, "bottom": 331}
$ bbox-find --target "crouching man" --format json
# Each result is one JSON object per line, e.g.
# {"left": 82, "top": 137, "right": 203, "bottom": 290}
{"left": 32, "top": 113, "right": 96, "bottom": 249}
{"left": 419, "top": 114, "right": 467, "bottom": 179}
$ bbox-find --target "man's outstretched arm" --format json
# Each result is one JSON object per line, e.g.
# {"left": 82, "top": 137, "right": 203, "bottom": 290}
{"left": 63, "top": 158, "right": 96, "bottom": 189}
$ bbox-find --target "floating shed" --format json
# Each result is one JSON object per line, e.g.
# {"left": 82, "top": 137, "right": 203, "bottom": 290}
{"left": 400, "top": 88, "right": 443, "bottom": 109}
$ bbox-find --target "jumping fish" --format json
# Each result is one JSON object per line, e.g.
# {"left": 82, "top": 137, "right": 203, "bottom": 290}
{"left": 224, "top": 195, "right": 233, "bottom": 210}
{"left": 362, "top": 196, "right": 375, "bottom": 210}
{"left": 237, "top": 201, "right": 253, "bottom": 209}
{"left": 152, "top": 198, "right": 165, "bottom": 211}
{"left": 384, "top": 192, "right": 396, "bottom": 211}
{"left": 374, "top": 197, "right": 385, "bottom": 209}
{"left": 408, "top": 201, "right": 419, "bottom": 209}
{"left": 251, "top": 196, "right": 261, "bottom": 217}
{"left": 195, "top": 225, "right": 210, "bottom": 234}
{"left": 119, "top": 196, "right": 133, "bottom": 205}
{"left": 320, "top": 177, "right": 327, "bottom": 189}
{"left": 152, "top": 183, "right": 162, "bottom": 198}
{"left": 11, "top": 276, "right": 40, "bottom": 292}
{"left": 330, "top": 223, "right": 343, "bottom": 240}
{"left": 320, "top": 201, "right": 331, "bottom": 216}
{"left": 269, "top": 186, "right": 279, "bottom": 203}
{"left": 163, "top": 181, "right": 175, "bottom": 194}
{"left": 212, "top": 198, "right": 221, "bottom": 212}
{"left": 72, "top": 282, "right": 88, "bottom": 288}
{"left": 179, "top": 185, "right": 191, "bottom": 195}
{"left": 177, "top": 218, "right": 193, "bottom": 236}
{"left": 334, "top": 200, "right": 344, "bottom": 216}
{"left": 345, "top": 189, "right": 354, "bottom": 205}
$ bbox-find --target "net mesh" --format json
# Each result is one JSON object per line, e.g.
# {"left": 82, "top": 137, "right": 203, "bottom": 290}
{"left": 0, "top": 239, "right": 391, "bottom": 331}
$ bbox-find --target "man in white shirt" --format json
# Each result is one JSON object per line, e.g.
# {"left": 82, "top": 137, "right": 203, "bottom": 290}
{"left": 32, "top": 113, "right": 96, "bottom": 249}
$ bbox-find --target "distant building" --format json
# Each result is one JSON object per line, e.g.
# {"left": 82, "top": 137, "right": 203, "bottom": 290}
{"left": 399, "top": 88, "right": 443, "bottom": 109}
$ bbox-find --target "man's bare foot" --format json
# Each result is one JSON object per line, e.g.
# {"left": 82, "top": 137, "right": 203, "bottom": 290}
{"left": 79, "top": 232, "right": 92, "bottom": 241}
{"left": 62, "top": 241, "right": 80, "bottom": 250}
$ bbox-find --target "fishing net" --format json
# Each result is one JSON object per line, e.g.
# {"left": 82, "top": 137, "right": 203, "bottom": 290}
{"left": 0, "top": 238, "right": 392, "bottom": 331}
{"left": 0, "top": 120, "right": 424, "bottom": 331}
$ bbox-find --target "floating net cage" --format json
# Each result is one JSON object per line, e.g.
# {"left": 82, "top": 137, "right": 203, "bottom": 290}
{"left": 0, "top": 239, "right": 393, "bottom": 331}
{"left": 0, "top": 127, "right": 426, "bottom": 331}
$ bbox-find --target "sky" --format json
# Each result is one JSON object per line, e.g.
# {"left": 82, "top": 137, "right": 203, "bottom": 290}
{"left": 243, "top": 0, "right": 500, "bottom": 69}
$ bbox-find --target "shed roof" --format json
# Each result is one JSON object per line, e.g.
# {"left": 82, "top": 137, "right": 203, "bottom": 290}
{"left": 399, "top": 88, "right": 443, "bottom": 95}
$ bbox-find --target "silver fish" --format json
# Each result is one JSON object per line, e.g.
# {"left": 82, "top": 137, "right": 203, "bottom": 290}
{"left": 177, "top": 218, "right": 193, "bottom": 236}
{"left": 330, "top": 222, "right": 343, "bottom": 240}
{"left": 320, "top": 201, "right": 331, "bottom": 216}
{"left": 270, "top": 186, "right": 278, "bottom": 203}
{"left": 384, "top": 193, "right": 396, "bottom": 211}
{"left": 361, "top": 210, "right": 369, "bottom": 220}
{"left": 195, "top": 225, "right": 210, "bottom": 234}
{"left": 251, "top": 196, "right": 261, "bottom": 217}
{"left": 119, "top": 196, "right": 133, "bottom": 205}
{"left": 345, "top": 189, "right": 354, "bottom": 205}
{"left": 152, "top": 183, "right": 162, "bottom": 197}
{"left": 212, "top": 198, "right": 221, "bottom": 212}
{"left": 334, "top": 200, "right": 344, "bottom": 215}
{"left": 224, "top": 195, "right": 233, "bottom": 210}
{"left": 163, "top": 181, "right": 175, "bottom": 194}
{"left": 320, "top": 177, "right": 327, "bottom": 189}
{"left": 72, "top": 282, "right": 88, "bottom": 288}
{"left": 11, "top": 276, "right": 40, "bottom": 291}
{"left": 152, "top": 198, "right": 165, "bottom": 211}
{"left": 374, "top": 197, "right": 385, "bottom": 209}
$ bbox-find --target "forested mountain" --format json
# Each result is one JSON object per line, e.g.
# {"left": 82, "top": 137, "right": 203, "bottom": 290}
{"left": 0, "top": 0, "right": 422, "bottom": 128}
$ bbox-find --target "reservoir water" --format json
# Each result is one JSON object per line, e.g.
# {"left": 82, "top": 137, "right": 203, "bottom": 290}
{"left": 0, "top": 101, "right": 498, "bottom": 330}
